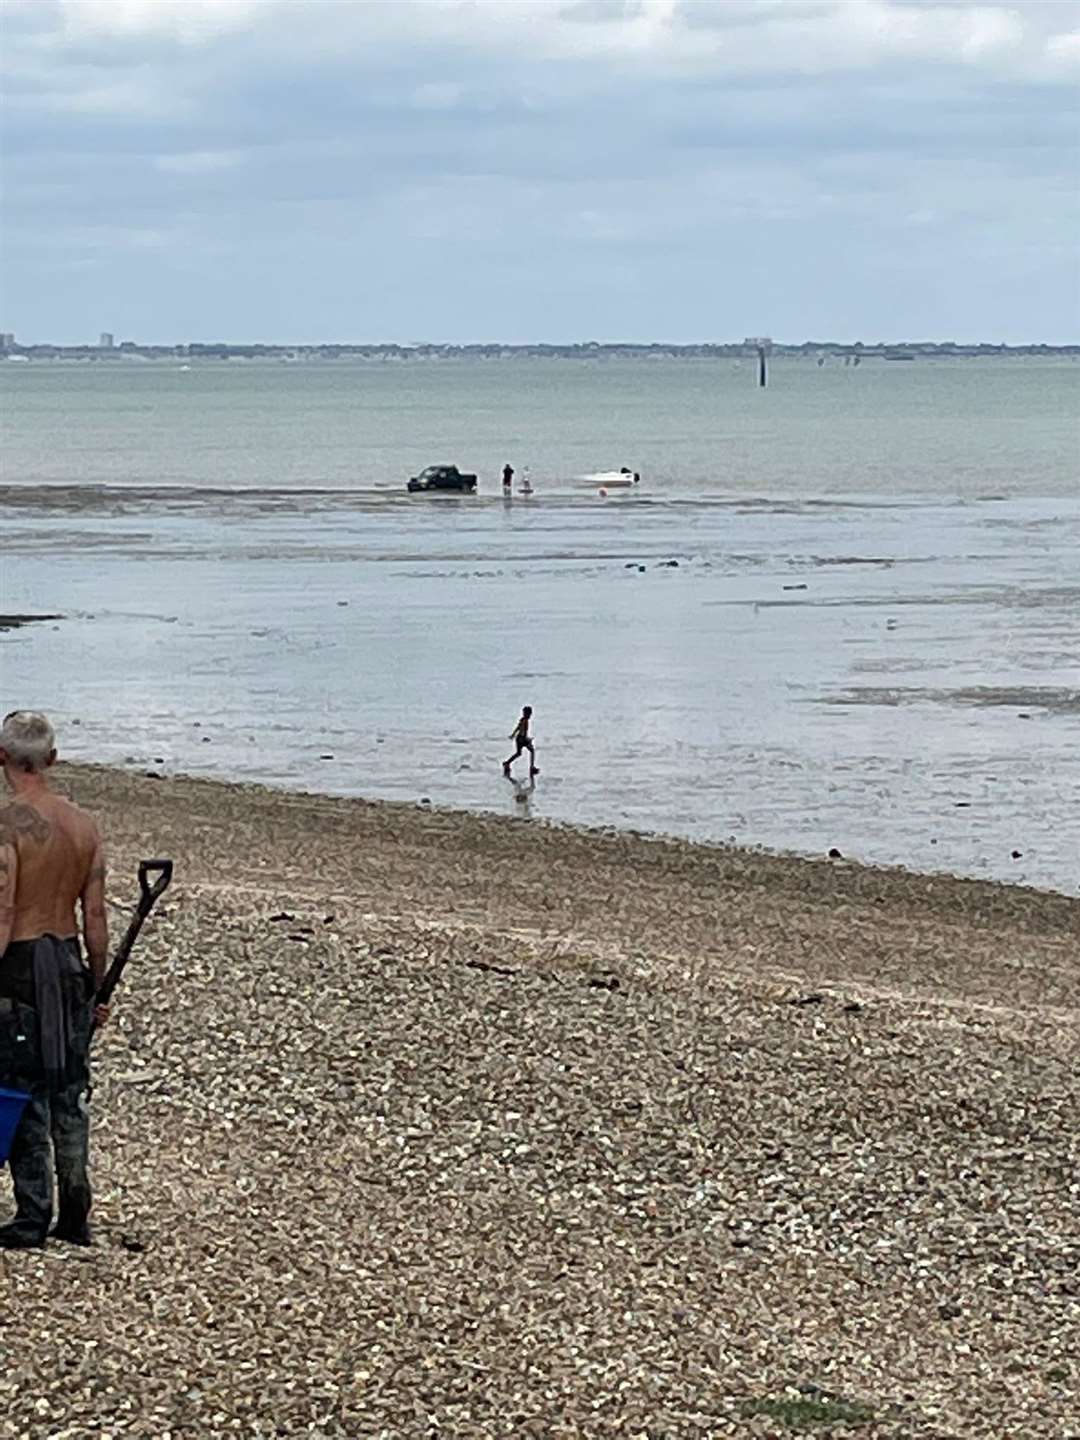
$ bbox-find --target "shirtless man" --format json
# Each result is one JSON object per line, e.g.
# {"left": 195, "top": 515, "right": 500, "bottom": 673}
{"left": 0, "top": 711, "right": 109, "bottom": 1249}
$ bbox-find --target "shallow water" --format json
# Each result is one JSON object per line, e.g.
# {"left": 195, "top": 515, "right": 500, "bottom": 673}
{"left": 2, "top": 358, "right": 1078, "bottom": 894}
{"left": 3, "top": 353, "right": 1078, "bottom": 498}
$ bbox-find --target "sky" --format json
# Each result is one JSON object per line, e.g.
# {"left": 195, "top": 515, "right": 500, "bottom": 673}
{"left": 1, "top": 0, "right": 1078, "bottom": 345}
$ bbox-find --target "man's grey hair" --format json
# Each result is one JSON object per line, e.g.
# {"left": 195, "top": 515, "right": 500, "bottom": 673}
{"left": 1, "top": 711, "right": 57, "bottom": 772}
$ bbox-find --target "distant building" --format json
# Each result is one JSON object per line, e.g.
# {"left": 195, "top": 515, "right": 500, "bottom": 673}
{"left": 99, "top": 332, "right": 114, "bottom": 349}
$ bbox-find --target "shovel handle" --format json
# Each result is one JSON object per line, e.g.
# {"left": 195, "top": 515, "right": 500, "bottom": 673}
{"left": 93, "top": 858, "right": 174, "bottom": 1019}
{"left": 138, "top": 859, "right": 173, "bottom": 909}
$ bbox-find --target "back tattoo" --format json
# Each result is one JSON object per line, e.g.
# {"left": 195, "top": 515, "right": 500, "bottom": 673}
{"left": 0, "top": 804, "right": 53, "bottom": 848}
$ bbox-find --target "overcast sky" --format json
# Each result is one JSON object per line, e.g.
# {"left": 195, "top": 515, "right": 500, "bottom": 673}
{"left": 2, "top": 0, "right": 1078, "bottom": 344}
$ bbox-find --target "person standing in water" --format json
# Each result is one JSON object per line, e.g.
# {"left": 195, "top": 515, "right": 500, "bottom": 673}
{"left": 502, "top": 463, "right": 514, "bottom": 493}
{"left": 503, "top": 706, "right": 538, "bottom": 777}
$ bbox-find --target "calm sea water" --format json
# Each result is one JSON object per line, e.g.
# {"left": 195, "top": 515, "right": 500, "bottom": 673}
{"left": 2, "top": 357, "right": 1078, "bottom": 894}
{"left": 2, "top": 355, "right": 1078, "bottom": 496}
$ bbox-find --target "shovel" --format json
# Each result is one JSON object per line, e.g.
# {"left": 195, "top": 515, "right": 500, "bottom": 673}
{"left": 92, "top": 858, "right": 173, "bottom": 1038}
{"left": 0, "top": 862, "right": 173, "bottom": 1159}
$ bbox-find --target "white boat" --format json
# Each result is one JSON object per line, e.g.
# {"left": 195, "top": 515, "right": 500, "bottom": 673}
{"left": 578, "top": 468, "right": 640, "bottom": 488}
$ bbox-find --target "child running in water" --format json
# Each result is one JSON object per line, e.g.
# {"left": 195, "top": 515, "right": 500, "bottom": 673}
{"left": 503, "top": 706, "right": 538, "bottom": 777}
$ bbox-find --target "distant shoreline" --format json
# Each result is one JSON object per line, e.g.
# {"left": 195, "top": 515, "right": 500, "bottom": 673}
{"left": 4, "top": 341, "right": 1079, "bottom": 362}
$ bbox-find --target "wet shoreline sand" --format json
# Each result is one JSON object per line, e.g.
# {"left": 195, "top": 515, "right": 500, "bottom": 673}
{"left": 3, "top": 763, "right": 1078, "bottom": 1435}
{"left": 6, "top": 474, "right": 1079, "bottom": 896}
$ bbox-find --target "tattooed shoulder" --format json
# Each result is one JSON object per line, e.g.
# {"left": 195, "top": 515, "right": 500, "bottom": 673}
{"left": 0, "top": 804, "right": 52, "bottom": 846}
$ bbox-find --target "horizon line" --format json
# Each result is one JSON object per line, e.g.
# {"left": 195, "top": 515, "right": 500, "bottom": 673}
{"left": 5, "top": 337, "right": 1079, "bottom": 352}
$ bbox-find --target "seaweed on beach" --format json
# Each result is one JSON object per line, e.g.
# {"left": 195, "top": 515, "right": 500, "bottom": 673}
{"left": 0, "top": 613, "right": 62, "bottom": 629}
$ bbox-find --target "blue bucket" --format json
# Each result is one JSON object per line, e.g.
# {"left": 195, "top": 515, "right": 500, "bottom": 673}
{"left": 0, "top": 1086, "right": 31, "bottom": 1166}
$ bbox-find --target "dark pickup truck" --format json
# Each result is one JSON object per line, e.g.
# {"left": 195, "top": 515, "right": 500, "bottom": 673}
{"left": 407, "top": 464, "right": 478, "bottom": 494}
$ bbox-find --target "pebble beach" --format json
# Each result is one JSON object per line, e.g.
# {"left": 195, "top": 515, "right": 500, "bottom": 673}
{"left": 2, "top": 763, "right": 1077, "bottom": 1437}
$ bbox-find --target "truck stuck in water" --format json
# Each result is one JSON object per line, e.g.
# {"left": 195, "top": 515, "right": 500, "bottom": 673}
{"left": 406, "top": 465, "right": 478, "bottom": 494}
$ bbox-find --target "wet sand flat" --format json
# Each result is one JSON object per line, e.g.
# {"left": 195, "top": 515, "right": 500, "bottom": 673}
{"left": 5, "top": 482, "right": 1080, "bottom": 896}
{"left": 2, "top": 763, "right": 1078, "bottom": 1436}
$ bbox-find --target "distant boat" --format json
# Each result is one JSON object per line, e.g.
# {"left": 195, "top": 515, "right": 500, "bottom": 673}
{"left": 579, "top": 468, "right": 640, "bottom": 488}
{"left": 884, "top": 349, "right": 916, "bottom": 361}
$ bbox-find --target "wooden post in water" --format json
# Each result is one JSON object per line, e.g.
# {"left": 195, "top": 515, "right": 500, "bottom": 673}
{"left": 745, "top": 336, "right": 772, "bottom": 388}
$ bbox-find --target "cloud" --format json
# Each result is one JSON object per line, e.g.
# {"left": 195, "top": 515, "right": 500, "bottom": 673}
{"left": 410, "top": 82, "right": 467, "bottom": 112}
{"left": 55, "top": 0, "right": 265, "bottom": 43}
{"left": 331, "top": 0, "right": 1072, "bottom": 81}
{"left": 1, "top": 0, "right": 1076, "bottom": 342}
{"left": 7, "top": 220, "right": 179, "bottom": 253}
{"left": 1046, "top": 29, "right": 1080, "bottom": 69}
{"left": 8, "top": 1, "right": 1079, "bottom": 82}
{"left": 155, "top": 149, "right": 246, "bottom": 174}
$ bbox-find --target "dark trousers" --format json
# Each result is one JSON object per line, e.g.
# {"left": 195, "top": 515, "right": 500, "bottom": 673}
{"left": 1, "top": 988, "right": 92, "bottom": 1242}
{"left": 8, "top": 1082, "right": 91, "bottom": 1240}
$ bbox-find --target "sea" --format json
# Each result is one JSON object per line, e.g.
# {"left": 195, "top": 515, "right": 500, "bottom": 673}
{"left": 2, "top": 355, "right": 1078, "bottom": 895}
